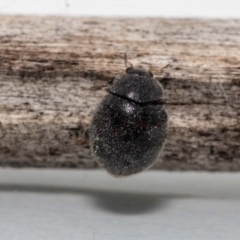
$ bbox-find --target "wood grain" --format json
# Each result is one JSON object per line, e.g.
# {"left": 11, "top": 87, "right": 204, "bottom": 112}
{"left": 0, "top": 15, "right": 239, "bottom": 170}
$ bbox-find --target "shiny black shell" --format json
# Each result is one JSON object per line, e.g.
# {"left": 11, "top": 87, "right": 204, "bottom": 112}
{"left": 90, "top": 67, "right": 168, "bottom": 176}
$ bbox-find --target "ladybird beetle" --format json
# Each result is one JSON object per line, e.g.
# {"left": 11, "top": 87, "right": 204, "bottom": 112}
{"left": 89, "top": 62, "right": 168, "bottom": 176}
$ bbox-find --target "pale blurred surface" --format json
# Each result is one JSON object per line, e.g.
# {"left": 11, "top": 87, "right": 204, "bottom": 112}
{"left": 0, "top": 169, "right": 240, "bottom": 240}
{"left": 0, "top": 0, "right": 240, "bottom": 18}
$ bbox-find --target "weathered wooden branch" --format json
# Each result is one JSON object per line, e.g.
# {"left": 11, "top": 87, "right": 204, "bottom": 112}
{"left": 0, "top": 15, "right": 239, "bottom": 170}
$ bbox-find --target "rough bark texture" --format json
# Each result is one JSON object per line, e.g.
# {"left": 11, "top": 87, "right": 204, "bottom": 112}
{"left": 0, "top": 15, "right": 239, "bottom": 171}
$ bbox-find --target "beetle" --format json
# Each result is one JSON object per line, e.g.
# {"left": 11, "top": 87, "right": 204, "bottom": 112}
{"left": 89, "top": 61, "right": 168, "bottom": 176}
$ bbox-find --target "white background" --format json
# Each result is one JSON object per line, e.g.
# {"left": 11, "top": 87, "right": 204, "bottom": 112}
{"left": 1, "top": 1, "right": 240, "bottom": 240}
{"left": 0, "top": 0, "right": 240, "bottom": 18}
{"left": 1, "top": 169, "right": 240, "bottom": 240}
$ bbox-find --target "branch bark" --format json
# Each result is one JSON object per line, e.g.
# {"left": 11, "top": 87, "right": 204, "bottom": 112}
{"left": 0, "top": 15, "right": 239, "bottom": 170}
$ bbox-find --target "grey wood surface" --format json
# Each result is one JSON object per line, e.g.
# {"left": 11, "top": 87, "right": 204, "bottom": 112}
{"left": 0, "top": 16, "right": 239, "bottom": 170}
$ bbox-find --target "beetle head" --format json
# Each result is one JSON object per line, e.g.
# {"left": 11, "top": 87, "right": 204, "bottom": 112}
{"left": 126, "top": 67, "right": 153, "bottom": 77}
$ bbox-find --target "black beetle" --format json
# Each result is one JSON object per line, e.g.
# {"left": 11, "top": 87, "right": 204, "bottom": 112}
{"left": 89, "top": 64, "right": 168, "bottom": 176}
